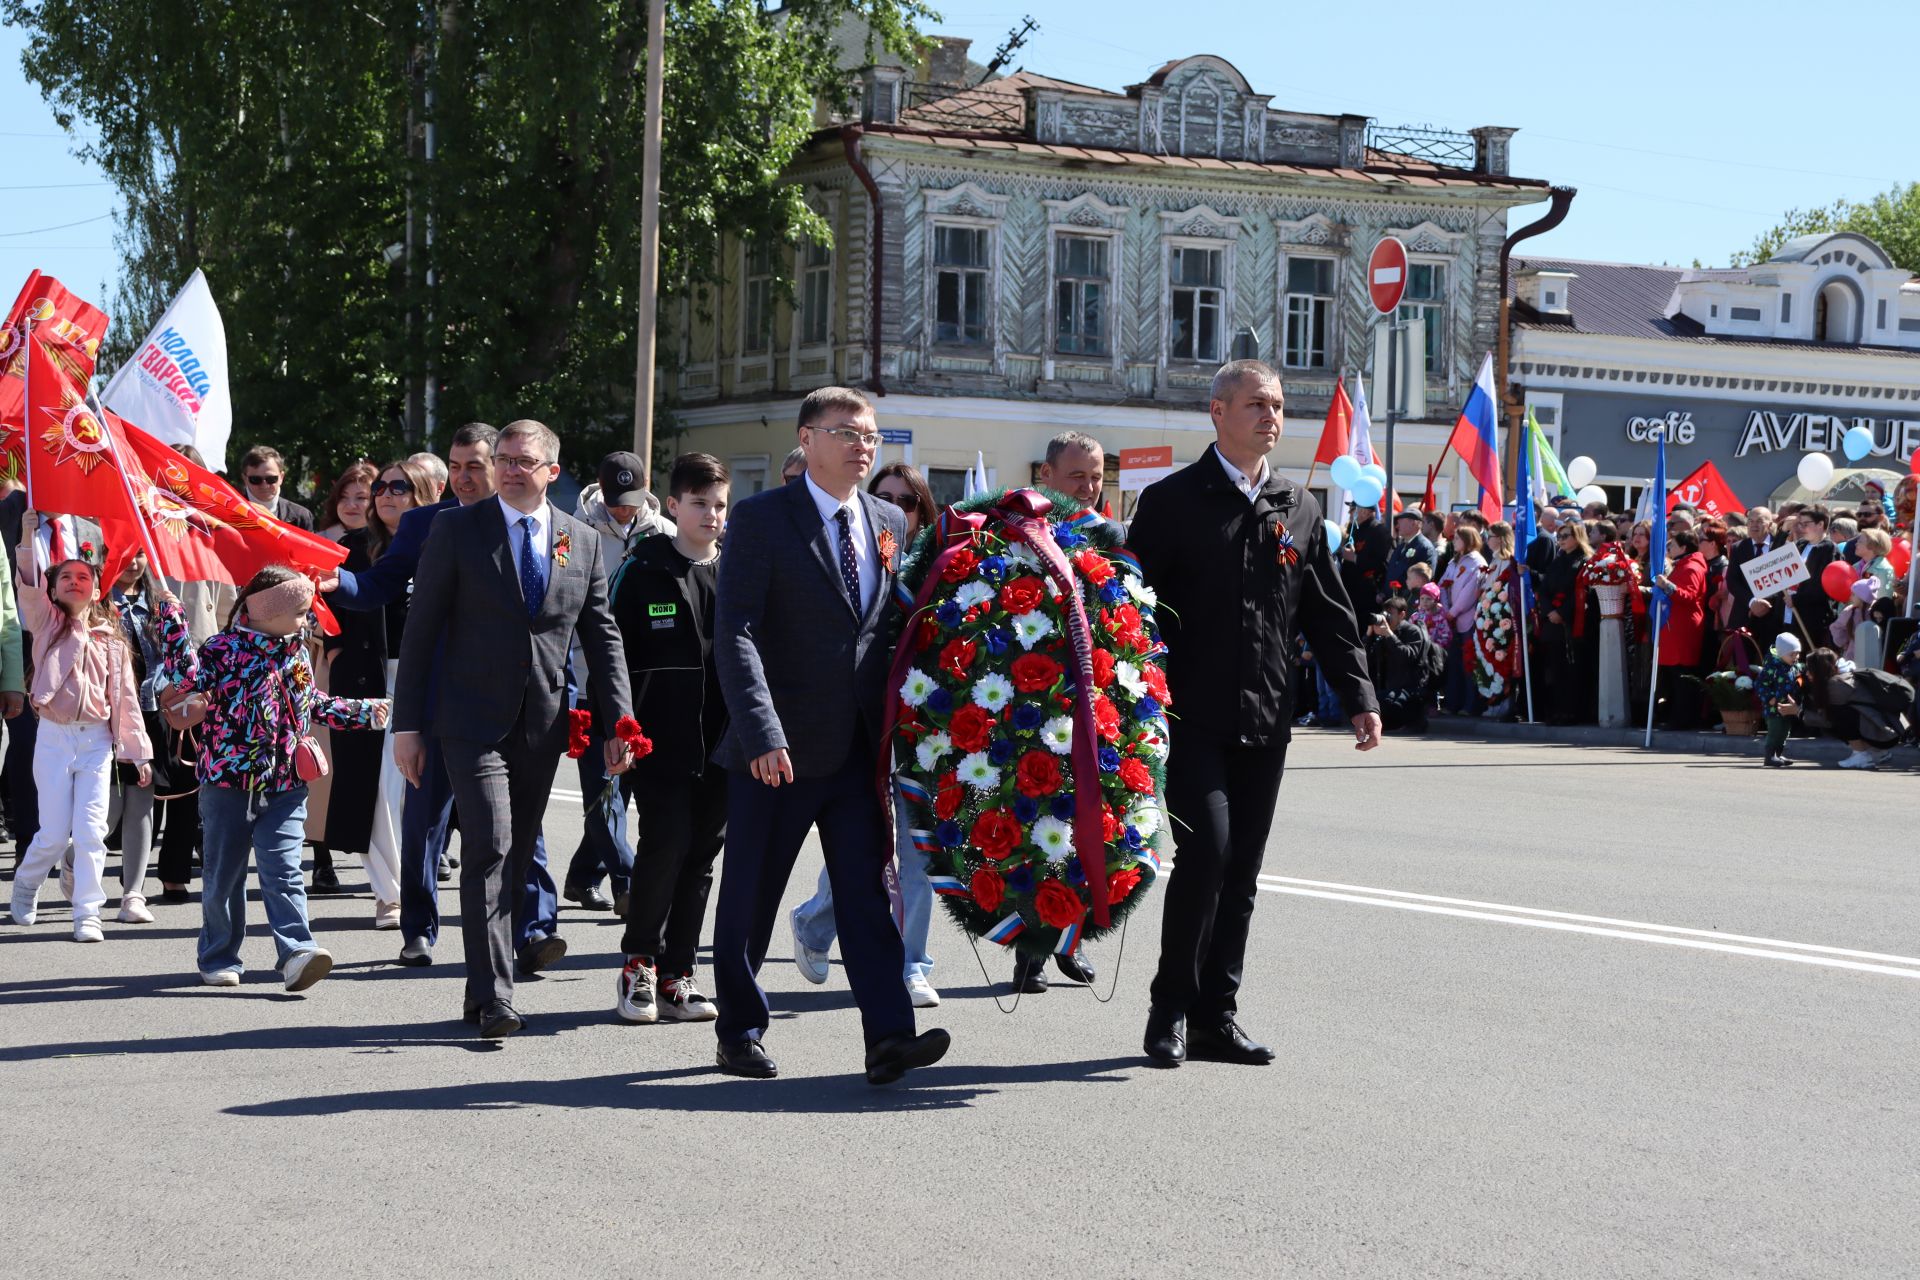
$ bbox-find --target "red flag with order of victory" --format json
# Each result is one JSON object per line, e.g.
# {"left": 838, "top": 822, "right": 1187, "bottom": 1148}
{"left": 21, "top": 331, "right": 153, "bottom": 586}
{"left": 2, "top": 271, "right": 111, "bottom": 487}
{"left": 1666, "top": 459, "right": 1743, "bottom": 520}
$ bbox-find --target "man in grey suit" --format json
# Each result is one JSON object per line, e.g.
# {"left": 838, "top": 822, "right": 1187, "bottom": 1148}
{"left": 394, "top": 419, "right": 634, "bottom": 1038}
{"left": 709, "top": 386, "right": 949, "bottom": 1084}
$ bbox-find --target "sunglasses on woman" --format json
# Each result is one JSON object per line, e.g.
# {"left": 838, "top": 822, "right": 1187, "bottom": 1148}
{"left": 371, "top": 478, "right": 414, "bottom": 497}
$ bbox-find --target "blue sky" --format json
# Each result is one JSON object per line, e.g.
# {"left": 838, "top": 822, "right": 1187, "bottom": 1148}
{"left": 3, "top": 0, "right": 1914, "bottom": 312}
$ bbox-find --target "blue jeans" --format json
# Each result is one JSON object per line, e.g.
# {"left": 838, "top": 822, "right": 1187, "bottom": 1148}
{"left": 791, "top": 781, "right": 935, "bottom": 983}
{"left": 198, "top": 783, "right": 314, "bottom": 976}
{"left": 1313, "top": 664, "right": 1342, "bottom": 721}
{"left": 563, "top": 733, "right": 633, "bottom": 896}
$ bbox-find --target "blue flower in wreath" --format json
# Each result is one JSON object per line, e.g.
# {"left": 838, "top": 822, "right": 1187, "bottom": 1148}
{"left": 1050, "top": 793, "right": 1076, "bottom": 821}
{"left": 1099, "top": 578, "right": 1127, "bottom": 606}
{"left": 988, "top": 739, "right": 1016, "bottom": 766}
{"left": 928, "top": 687, "right": 953, "bottom": 713}
{"left": 1124, "top": 826, "right": 1144, "bottom": 849}
{"left": 1006, "top": 865, "right": 1035, "bottom": 895}
{"left": 983, "top": 627, "right": 1012, "bottom": 656}
{"left": 1052, "top": 523, "right": 1087, "bottom": 549}
{"left": 936, "top": 821, "right": 963, "bottom": 848}
{"left": 1098, "top": 746, "right": 1121, "bottom": 773}
{"left": 1135, "top": 696, "right": 1162, "bottom": 721}
{"left": 936, "top": 601, "right": 964, "bottom": 628}
{"left": 978, "top": 555, "right": 1009, "bottom": 582}
{"left": 1010, "top": 702, "right": 1044, "bottom": 732}
{"left": 1066, "top": 860, "right": 1087, "bottom": 886}
{"left": 1012, "top": 794, "right": 1040, "bottom": 824}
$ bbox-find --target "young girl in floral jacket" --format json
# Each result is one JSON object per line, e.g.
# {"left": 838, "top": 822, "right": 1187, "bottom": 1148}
{"left": 156, "top": 566, "right": 389, "bottom": 990}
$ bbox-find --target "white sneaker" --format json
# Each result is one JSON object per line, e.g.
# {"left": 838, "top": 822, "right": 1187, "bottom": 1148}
{"left": 372, "top": 900, "right": 401, "bottom": 930}
{"left": 283, "top": 947, "right": 334, "bottom": 992}
{"left": 659, "top": 972, "right": 719, "bottom": 1022}
{"left": 73, "top": 916, "right": 104, "bottom": 943}
{"left": 9, "top": 889, "right": 38, "bottom": 927}
{"left": 907, "top": 975, "right": 941, "bottom": 1008}
{"left": 616, "top": 957, "right": 658, "bottom": 1024}
{"left": 201, "top": 970, "right": 241, "bottom": 987}
{"left": 1837, "top": 750, "right": 1878, "bottom": 770}
{"left": 117, "top": 894, "right": 154, "bottom": 924}
{"left": 791, "top": 907, "right": 830, "bottom": 985}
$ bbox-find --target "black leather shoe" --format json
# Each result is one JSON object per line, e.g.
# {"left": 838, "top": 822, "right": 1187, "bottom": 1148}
{"left": 1054, "top": 949, "right": 1096, "bottom": 985}
{"left": 436, "top": 859, "right": 452, "bottom": 884}
{"left": 865, "top": 1028, "right": 951, "bottom": 1085}
{"left": 716, "top": 1038, "right": 778, "bottom": 1078}
{"left": 564, "top": 883, "right": 613, "bottom": 912}
{"left": 516, "top": 932, "right": 568, "bottom": 976}
{"left": 396, "top": 937, "right": 432, "bottom": 967}
{"left": 1187, "top": 1017, "right": 1276, "bottom": 1065}
{"left": 158, "top": 886, "right": 191, "bottom": 905}
{"left": 1143, "top": 1008, "right": 1186, "bottom": 1067}
{"left": 310, "top": 864, "right": 343, "bottom": 895}
{"left": 1011, "top": 952, "right": 1049, "bottom": 993}
{"left": 461, "top": 1005, "right": 481, "bottom": 1025}
{"left": 478, "top": 1001, "right": 524, "bottom": 1039}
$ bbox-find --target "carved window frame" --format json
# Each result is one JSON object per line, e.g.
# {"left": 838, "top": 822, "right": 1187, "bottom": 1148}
{"left": 1159, "top": 206, "right": 1242, "bottom": 371}
{"left": 1043, "top": 194, "right": 1126, "bottom": 372}
{"left": 734, "top": 239, "right": 776, "bottom": 387}
{"left": 1385, "top": 221, "right": 1467, "bottom": 380}
{"left": 788, "top": 190, "right": 841, "bottom": 389}
{"left": 921, "top": 182, "right": 1010, "bottom": 365}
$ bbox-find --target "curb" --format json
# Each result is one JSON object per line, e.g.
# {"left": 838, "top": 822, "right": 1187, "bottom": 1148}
{"left": 1364, "top": 714, "right": 1920, "bottom": 767}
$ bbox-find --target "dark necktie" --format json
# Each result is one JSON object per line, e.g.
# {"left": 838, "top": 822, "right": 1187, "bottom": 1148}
{"left": 835, "top": 507, "right": 861, "bottom": 611}
{"left": 519, "top": 515, "right": 546, "bottom": 617}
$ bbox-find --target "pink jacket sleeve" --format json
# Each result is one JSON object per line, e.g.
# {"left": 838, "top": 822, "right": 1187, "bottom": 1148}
{"left": 14, "top": 567, "right": 55, "bottom": 638}
{"left": 109, "top": 636, "right": 152, "bottom": 764}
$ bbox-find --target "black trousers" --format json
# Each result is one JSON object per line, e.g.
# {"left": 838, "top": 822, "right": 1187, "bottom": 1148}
{"left": 1150, "top": 735, "right": 1289, "bottom": 1024}
{"left": 441, "top": 730, "right": 560, "bottom": 1012}
{"left": 620, "top": 768, "right": 729, "bottom": 974}
{"left": 154, "top": 793, "right": 201, "bottom": 885}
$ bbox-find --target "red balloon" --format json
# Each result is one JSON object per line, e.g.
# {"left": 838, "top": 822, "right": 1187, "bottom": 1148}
{"left": 1821, "top": 560, "right": 1857, "bottom": 603}
{"left": 1891, "top": 538, "right": 1913, "bottom": 579}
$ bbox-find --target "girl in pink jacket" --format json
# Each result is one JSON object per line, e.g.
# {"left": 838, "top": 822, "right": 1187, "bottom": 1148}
{"left": 7, "top": 512, "right": 151, "bottom": 942}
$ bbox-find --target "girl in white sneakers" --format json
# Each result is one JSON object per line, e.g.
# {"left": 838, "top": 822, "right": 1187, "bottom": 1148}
{"left": 8, "top": 512, "right": 152, "bottom": 941}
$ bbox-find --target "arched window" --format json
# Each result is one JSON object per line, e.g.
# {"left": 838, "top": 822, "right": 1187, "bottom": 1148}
{"left": 1814, "top": 279, "right": 1858, "bottom": 344}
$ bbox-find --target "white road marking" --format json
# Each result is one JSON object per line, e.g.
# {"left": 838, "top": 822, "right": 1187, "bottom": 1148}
{"left": 1256, "top": 875, "right": 1920, "bottom": 981}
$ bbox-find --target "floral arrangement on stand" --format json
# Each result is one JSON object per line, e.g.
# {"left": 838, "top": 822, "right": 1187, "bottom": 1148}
{"left": 886, "top": 488, "right": 1168, "bottom": 959}
{"left": 1579, "top": 543, "right": 1642, "bottom": 589}
{"left": 1473, "top": 559, "right": 1521, "bottom": 702}
{"left": 1703, "top": 669, "right": 1759, "bottom": 713}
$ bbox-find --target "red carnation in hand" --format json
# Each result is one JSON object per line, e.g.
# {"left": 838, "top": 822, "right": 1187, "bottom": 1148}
{"left": 947, "top": 704, "right": 994, "bottom": 753}
{"left": 1015, "top": 749, "right": 1064, "bottom": 797}
{"left": 1092, "top": 695, "right": 1122, "bottom": 744}
{"left": 1010, "top": 652, "right": 1063, "bottom": 694}
{"left": 566, "top": 708, "right": 593, "bottom": 759}
{"left": 971, "top": 867, "right": 1006, "bottom": 913}
{"left": 1073, "top": 550, "right": 1114, "bottom": 586}
{"left": 941, "top": 548, "right": 979, "bottom": 582}
{"left": 1106, "top": 865, "right": 1143, "bottom": 905}
{"left": 933, "top": 770, "right": 964, "bottom": 821}
{"left": 1034, "top": 879, "right": 1086, "bottom": 930}
{"left": 937, "top": 638, "right": 978, "bottom": 681}
{"left": 969, "top": 808, "right": 1021, "bottom": 861}
{"left": 1090, "top": 649, "right": 1116, "bottom": 688}
{"left": 999, "top": 577, "right": 1045, "bottom": 615}
{"left": 1117, "top": 757, "right": 1153, "bottom": 794}
{"left": 614, "top": 714, "right": 654, "bottom": 761}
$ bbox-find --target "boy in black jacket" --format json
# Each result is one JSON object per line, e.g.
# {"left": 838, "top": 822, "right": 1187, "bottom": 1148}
{"left": 612, "top": 454, "right": 731, "bottom": 1024}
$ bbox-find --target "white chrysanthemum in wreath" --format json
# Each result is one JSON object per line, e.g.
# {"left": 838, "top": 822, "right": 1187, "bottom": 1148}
{"left": 1031, "top": 816, "right": 1073, "bottom": 863}
{"left": 970, "top": 672, "right": 1015, "bottom": 712}
{"left": 1041, "top": 715, "right": 1075, "bottom": 754}
{"left": 1011, "top": 611, "right": 1055, "bottom": 650}
{"left": 899, "top": 669, "right": 936, "bottom": 707}
{"left": 914, "top": 732, "right": 953, "bottom": 773}
{"left": 956, "top": 752, "right": 1000, "bottom": 791}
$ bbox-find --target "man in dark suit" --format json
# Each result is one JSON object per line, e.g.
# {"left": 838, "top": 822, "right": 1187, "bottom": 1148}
{"left": 235, "top": 444, "right": 314, "bottom": 530}
{"left": 1727, "top": 505, "right": 1779, "bottom": 641}
{"left": 394, "top": 419, "right": 633, "bottom": 1037}
{"left": 1128, "top": 360, "right": 1380, "bottom": 1068}
{"left": 709, "top": 386, "right": 948, "bottom": 1084}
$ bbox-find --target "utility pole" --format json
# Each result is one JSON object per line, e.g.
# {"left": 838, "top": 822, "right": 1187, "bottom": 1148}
{"left": 976, "top": 16, "right": 1037, "bottom": 83}
{"left": 632, "top": 0, "right": 666, "bottom": 469}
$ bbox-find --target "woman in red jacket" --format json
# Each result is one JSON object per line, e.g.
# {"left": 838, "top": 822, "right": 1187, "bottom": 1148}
{"left": 1652, "top": 525, "right": 1708, "bottom": 729}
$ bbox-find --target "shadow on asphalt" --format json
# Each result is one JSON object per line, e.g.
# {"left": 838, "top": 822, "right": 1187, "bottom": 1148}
{"left": 219, "top": 1055, "right": 1143, "bottom": 1117}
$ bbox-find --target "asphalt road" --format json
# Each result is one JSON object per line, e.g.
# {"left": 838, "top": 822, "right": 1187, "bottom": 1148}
{"left": 3, "top": 733, "right": 1917, "bottom": 1279}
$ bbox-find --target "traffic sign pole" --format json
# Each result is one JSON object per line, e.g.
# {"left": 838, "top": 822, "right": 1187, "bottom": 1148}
{"left": 1368, "top": 237, "right": 1409, "bottom": 514}
{"left": 1385, "top": 316, "right": 1397, "bottom": 512}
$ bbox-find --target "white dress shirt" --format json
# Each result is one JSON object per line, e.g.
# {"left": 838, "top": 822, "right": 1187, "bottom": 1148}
{"left": 34, "top": 515, "right": 80, "bottom": 572}
{"left": 500, "top": 496, "right": 551, "bottom": 602}
{"left": 1213, "top": 445, "right": 1270, "bottom": 503}
{"left": 804, "top": 471, "right": 877, "bottom": 612}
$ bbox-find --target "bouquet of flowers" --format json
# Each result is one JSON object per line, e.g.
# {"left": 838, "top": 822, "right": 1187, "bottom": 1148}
{"left": 1702, "top": 669, "right": 1759, "bottom": 713}
{"left": 886, "top": 488, "right": 1167, "bottom": 958}
{"left": 1579, "top": 543, "right": 1642, "bottom": 589}
{"left": 1473, "top": 560, "right": 1521, "bottom": 697}
{"left": 568, "top": 709, "right": 652, "bottom": 825}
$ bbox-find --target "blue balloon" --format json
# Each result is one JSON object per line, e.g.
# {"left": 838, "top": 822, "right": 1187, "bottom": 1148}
{"left": 1324, "top": 519, "right": 1343, "bottom": 552}
{"left": 1348, "top": 476, "right": 1384, "bottom": 508}
{"left": 1329, "top": 456, "right": 1363, "bottom": 489}
{"left": 1360, "top": 462, "right": 1388, "bottom": 488}
{"left": 1842, "top": 425, "right": 1874, "bottom": 462}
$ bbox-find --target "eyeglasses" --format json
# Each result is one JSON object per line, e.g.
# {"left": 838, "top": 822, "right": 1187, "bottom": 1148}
{"left": 812, "top": 427, "right": 882, "bottom": 449}
{"left": 876, "top": 490, "right": 915, "bottom": 511}
{"left": 371, "top": 478, "right": 414, "bottom": 497}
{"left": 495, "top": 455, "right": 550, "bottom": 474}
{"left": 245, "top": 473, "right": 282, "bottom": 489}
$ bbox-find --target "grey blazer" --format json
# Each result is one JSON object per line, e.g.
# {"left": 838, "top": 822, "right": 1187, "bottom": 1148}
{"left": 394, "top": 498, "right": 630, "bottom": 753}
{"left": 713, "top": 478, "right": 907, "bottom": 779}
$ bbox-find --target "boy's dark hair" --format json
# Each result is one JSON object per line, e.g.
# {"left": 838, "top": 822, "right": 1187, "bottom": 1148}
{"left": 669, "top": 452, "right": 730, "bottom": 498}
{"left": 1384, "top": 596, "right": 1409, "bottom": 613}
{"left": 1803, "top": 504, "right": 1831, "bottom": 528}
{"left": 1670, "top": 526, "right": 1700, "bottom": 553}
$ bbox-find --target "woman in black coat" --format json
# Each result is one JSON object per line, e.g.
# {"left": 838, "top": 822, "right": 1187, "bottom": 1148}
{"left": 1536, "top": 523, "right": 1590, "bottom": 724}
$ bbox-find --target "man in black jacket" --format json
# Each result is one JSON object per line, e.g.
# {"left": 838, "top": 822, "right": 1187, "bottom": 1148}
{"left": 1127, "top": 360, "right": 1380, "bottom": 1068}
{"left": 1788, "top": 504, "right": 1840, "bottom": 643}
{"left": 235, "top": 444, "right": 313, "bottom": 530}
{"left": 1367, "top": 597, "right": 1432, "bottom": 733}
{"left": 1383, "top": 509, "right": 1434, "bottom": 602}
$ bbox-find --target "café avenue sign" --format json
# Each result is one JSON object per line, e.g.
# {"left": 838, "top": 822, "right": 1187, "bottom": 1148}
{"left": 1732, "top": 410, "right": 1920, "bottom": 459}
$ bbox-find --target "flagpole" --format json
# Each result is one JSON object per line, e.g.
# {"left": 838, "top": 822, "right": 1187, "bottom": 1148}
{"left": 20, "top": 317, "right": 33, "bottom": 510}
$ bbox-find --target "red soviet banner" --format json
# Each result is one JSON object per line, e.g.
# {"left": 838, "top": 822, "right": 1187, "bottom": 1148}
{"left": 1, "top": 272, "right": 111, "bottom": 485}
{"left": 1667, "top": 460, "right": 1744, "bottom": 520}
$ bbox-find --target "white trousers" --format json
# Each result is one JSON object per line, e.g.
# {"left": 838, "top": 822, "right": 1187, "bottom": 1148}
{"left": 16, "top": 720, "right": 114, "bottom": 922}
{"left": 358, "top": 660, "right": 405, "bottom": 905}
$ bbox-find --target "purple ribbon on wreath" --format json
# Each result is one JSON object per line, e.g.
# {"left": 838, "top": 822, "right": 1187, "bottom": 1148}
{"left": 878, "top": 488, "right": 1112, "bottom": 930}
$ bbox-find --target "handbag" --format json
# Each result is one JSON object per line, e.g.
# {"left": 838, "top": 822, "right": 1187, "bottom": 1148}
{"left": 274, "top": 666, "right": 330, "bottom": 783}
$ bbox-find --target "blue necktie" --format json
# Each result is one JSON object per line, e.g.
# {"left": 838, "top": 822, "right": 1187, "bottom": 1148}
{"left": 519, "top": 515, "right": 546, "bottom": 617}
{"left": 835, "top": 507, "right": 861, "bottom": 612}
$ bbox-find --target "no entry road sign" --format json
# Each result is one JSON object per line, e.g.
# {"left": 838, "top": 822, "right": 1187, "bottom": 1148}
{"left": 1369, "top": 236, "right": 1408, "bottom": 316}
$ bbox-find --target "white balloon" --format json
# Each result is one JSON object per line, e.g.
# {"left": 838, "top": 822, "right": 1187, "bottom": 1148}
{"left": 1575, "top": 485, "right": 1608, "bottom": 507}
{"left": 1567, "top": 456, "right": 1598, "bottom": 489}
{"left": 1797, "top": 452, "right": 1834, "bottom": 493}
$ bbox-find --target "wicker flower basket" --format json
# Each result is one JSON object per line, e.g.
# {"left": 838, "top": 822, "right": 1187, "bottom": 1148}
{"left": 1720, "top": 708, "right": 1762, "bottom": 737}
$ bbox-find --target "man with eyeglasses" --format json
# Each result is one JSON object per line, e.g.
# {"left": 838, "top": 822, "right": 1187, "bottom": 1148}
{"left": 395, "top": 419, "right": 633, "bottom": 1039}
{"left": 709, "top": 385, "right": 948, "bottom": 1084}
{"left": 236, "top": 445, "right": 314, "bottom": 531}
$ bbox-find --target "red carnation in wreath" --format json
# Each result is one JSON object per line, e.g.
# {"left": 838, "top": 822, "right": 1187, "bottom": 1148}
{"left": 999, "top": 576, "right": 1045, "bottom": 615}
{"left": 1034, "top": 879, "right": 1086, "bottom": 930}
{"left": 947, "top": 704, "right": 994, "bottom": 753}
{"left": 937, "top": 638, "right": 978, "bottom": 681}
{"left": 1010, "top": 652, "right": 1062, "bottom": 694}
{"left": 971, "top": 867, "right": 1006, "bottom": 913}
{"left": 1014, "top": 750, "right": 1063, "bottom": 797}
{"left": 970, "top": 808, "right": 1021, "bottom": 861}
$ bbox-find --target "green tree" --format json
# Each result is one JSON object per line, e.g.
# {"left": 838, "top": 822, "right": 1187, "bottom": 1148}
{"left": 3, "top": 0, "right": 929, "bottom": 484}
{"left": 1732, "top": 182, "right": 1920, "bottom": 273}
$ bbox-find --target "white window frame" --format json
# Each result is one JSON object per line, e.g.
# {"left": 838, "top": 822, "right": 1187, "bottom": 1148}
{"left": 741, "top": 241, "right": 775, "bottom": 355}
{"left": 1280, "top": 251, "right": 1339, "bottom": 371}
{"left": 929, "top": 221, "right": 996, "bottom": 350}
{"left": 1158, "top": 206, "right": 1241, "bottom": 375}
{"left": 729, "top": 454, "right": 772, "bottom": 498}
{"left": 1050, "top": 229, "right": 1117, "bottom": 359}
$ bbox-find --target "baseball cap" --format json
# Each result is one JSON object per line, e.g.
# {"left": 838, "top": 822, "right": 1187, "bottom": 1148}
{"left": 598, "top": 451, "right": 648, "bottom": 507}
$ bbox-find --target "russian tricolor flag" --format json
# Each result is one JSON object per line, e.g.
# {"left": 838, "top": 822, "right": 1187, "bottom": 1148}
{"left": 1448, "top": 353, "right": 1503, "bottom": 521}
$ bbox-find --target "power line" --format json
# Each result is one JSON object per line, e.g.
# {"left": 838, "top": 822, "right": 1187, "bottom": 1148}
{"left": 0, "top": 213, "right": 112, "bottom": 238}
{"left": 1526, "top": 133, "right": 1898, "bottom": 186}
{"left": 0, "top": 181, "right": 110, "bottom": 191}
